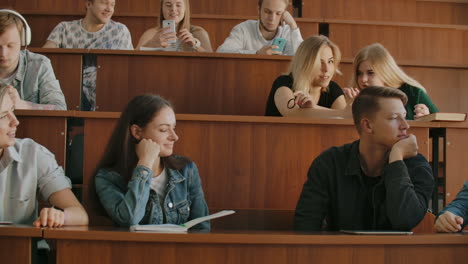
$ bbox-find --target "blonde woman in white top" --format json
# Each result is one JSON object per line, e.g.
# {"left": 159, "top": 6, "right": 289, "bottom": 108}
{"left": 136, "top": 0, "right": 212, "bottom": 52}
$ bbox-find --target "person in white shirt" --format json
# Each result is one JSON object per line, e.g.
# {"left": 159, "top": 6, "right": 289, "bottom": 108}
{"left": 42, "top": 0, "right": 133, "bottom": 111}
{"left": 217, "top": 0, "right": 303, "bottom": 55}
{"left": 42, "top": 0, "right": 133, "bottom": 50}
{"left": 0, "top": 84, "right": 88, "bottom": 227}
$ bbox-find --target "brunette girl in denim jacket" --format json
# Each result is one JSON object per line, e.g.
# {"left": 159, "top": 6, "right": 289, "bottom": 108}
{"left": 94, "top": 95, "right": 209, "bottom": 229}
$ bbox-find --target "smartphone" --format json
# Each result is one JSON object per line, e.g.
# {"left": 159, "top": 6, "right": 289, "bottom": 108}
{"left": 162, "top": 20, "right": 176, "bottom": 44}
{"left": 272, "top": 37, "right": 287, "bottom": 53}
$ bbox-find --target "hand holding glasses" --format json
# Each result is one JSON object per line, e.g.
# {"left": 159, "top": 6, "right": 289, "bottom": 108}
{"left": 287, "top": 91, "right": 313, "bottom": 109}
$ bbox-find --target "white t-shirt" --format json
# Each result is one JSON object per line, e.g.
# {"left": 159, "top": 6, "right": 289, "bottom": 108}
{"left": 216, "top": 20, "right": 303, "bottom": 56}
{"left": 150, "top": 168, "right": 168, "bottom": 207}
{"left": 46, "top": 19, "right": 133, "bottom": 50}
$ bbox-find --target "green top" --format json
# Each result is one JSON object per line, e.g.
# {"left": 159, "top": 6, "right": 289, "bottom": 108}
{"left": 399, "top": 83, "right": 439, "bottom": 120}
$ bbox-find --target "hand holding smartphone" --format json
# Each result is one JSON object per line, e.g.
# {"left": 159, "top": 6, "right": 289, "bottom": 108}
{"left": 162, "top": 20, "right": 176, "bottom": 44}
{"left": 272, "top": 37, "right": 287, "bottom": 54}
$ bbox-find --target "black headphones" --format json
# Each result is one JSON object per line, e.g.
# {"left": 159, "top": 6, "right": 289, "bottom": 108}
{"left": 0, "top": 9, "right": 31, "bottom": 46}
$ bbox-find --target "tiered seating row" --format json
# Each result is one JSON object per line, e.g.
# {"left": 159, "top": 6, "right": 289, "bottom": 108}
{"left": 30, "top": 48, "right": 468, "bottom": 115}
{"left": 16, "top": 110, "right": 437, "bottom": 227}
{"left": 9, "top": 0, "right": 468, "bottom": 25}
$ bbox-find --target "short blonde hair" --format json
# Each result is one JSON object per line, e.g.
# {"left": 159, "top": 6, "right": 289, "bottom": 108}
{"left": 0, "top": 84, "right": 9, "bottom": 110}
{"left": 159, "top": 0, "right": 191, "bottom": 32}
{"left": 288, "top": 35, "right": 341, "bottom": 93}
{"left": 350, "top": 43, "right": 426, "bottom": 92}
{"left": 0, "top": 11, "right": 23, "bottom": 36}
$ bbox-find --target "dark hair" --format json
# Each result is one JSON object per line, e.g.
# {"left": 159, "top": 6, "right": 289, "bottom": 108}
{"left": 96, "top": 94, "right": 190, "bottom": 182}
{"left": 352, "top": 86, "right": 408, "bottom": 132}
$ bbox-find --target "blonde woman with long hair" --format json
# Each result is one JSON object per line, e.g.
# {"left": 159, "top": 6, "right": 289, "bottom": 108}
{"left": 348, "top": 43, "right": 438, "bottom": 120}
{"left": 136, "top": 0, "right": 212, "bottom": 52}
{"left": 265, "top": 35, "right": 351, "bottom": 118}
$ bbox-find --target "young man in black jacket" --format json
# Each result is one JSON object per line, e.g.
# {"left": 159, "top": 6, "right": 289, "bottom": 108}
{"left": 294, "top": 86, "right": 434, "bottom": 231}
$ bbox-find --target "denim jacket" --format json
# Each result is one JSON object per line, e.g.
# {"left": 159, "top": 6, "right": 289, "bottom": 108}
{"left": 95, "top": 160, "right": 210, "bottom": 230}
{"left": 439, "top": 181, "right": 468, "bottom": 229}
{"left": 11, "top": 50, "right": 67, "bottom": 110}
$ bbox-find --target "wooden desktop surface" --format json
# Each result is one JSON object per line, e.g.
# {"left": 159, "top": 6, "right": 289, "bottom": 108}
{"left": 43, "top": 226, "right": 468, "bottom": 264}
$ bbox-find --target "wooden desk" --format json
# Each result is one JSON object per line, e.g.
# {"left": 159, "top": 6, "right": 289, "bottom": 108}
{"left": 0, "top": 225, "right": 43, "bottom": 264}
{"left": 43, "top": 226, "right": 468, "bottom": 264}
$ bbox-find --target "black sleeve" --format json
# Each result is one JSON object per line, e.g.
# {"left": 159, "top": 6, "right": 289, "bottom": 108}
{"left": 294, "top": 153, "right": 331, "bottom": 231}
{"left": 328, "top": 81, "right": 344, "bottom": 103}
{"left": 318, "top": 81, "right": 344, "bottom": 108}
{"left": 383, "top": 154, "right": 434, "bottom": 230}
{"left": 265, "top": 75, "right": 293, "bottom": 116}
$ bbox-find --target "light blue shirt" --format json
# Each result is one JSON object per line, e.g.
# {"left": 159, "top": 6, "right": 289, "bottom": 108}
{"left": 0, "top": 138, "right": 71, "bottom": 224}
{"left": 11, "top": 50, "right": 67, "bottom": 110}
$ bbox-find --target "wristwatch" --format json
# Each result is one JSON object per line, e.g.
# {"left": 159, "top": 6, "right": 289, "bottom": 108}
{"left": 192, "top": 38, "right": 201, "bottom": 51}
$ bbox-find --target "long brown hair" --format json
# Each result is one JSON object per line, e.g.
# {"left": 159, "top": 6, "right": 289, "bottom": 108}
{"left": 96, "top": 94, "right": 190, "bottom": 182}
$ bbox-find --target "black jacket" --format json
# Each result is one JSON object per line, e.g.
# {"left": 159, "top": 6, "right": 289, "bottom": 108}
{"left": 294, "top": 140, "right": 434, "bottom": 231}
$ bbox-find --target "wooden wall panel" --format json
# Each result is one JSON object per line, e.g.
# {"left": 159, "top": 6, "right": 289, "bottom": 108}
{"left": 16, "top": 115, "right": 67, "bottom": 167}
{"left": 12, "top": 0, "right": 84, "bottom": 13}
{"left": 24, "top": 15, "right": 82, "bottom": 47}
{"left": 0, "top": 237, "right": 31, "bottom": 264}
{"left": 329, "top": 23, "right": 468, "bottom": 65}
{"left": 47, "top": 229, "right": 468, "bottom": 264}
{"left": 12, "top": 0, "right": 260, "bottom": 16}
{"left": 94, "top": 54, "right": 290, "bottom": 115}
{"left": 445, "top": 128, "right": 468, "bottom": 205}
{"left": 44, "top": 53, "right": 82, "bottom": 110}
{"left": 303, "top": 0, "right": 468, "bottom": 25}
{"left": 415, "top": 1, "right": 468, "bottom": 25}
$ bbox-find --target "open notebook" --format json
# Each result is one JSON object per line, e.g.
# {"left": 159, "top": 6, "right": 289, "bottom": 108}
{"left": 130, "top": 210, "right": 235, "bottom": 233}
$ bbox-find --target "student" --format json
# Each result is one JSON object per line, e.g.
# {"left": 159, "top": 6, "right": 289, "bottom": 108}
{"left": 0, "top": 9, "right": 66, "bottom": 110}
{"left": 43, "top": 0, "right": 133, "bottom": 111}
{"left": 217, "top": 0, "right": 303, "bottom": 55}
{"left": 0, "top": 86, "right": 88, "bottom": 226}
{"left": 295, "top": 86, "right": 434, "bottom": 231}
{"left": 434, "top": 182, "right": 468, "bottom": 232}
{"left": 265, "top": 35, "right": 350, "bottom": 118}
{"left": 348, "top": 43, "right": 438, "bottom": 120}
{"left": 95, "top": 94, "right": 209, "bottom": 229}
{"left": 43, "top": 0, "right": 132, "bottom": 50}
{"left": 136, "top": 0, "right": 212, "bottom": 52}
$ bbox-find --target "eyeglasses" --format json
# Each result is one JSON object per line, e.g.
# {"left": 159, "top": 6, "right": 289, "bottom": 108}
{"left": 287, "top": 97, "right": 296, "bottom": 109}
